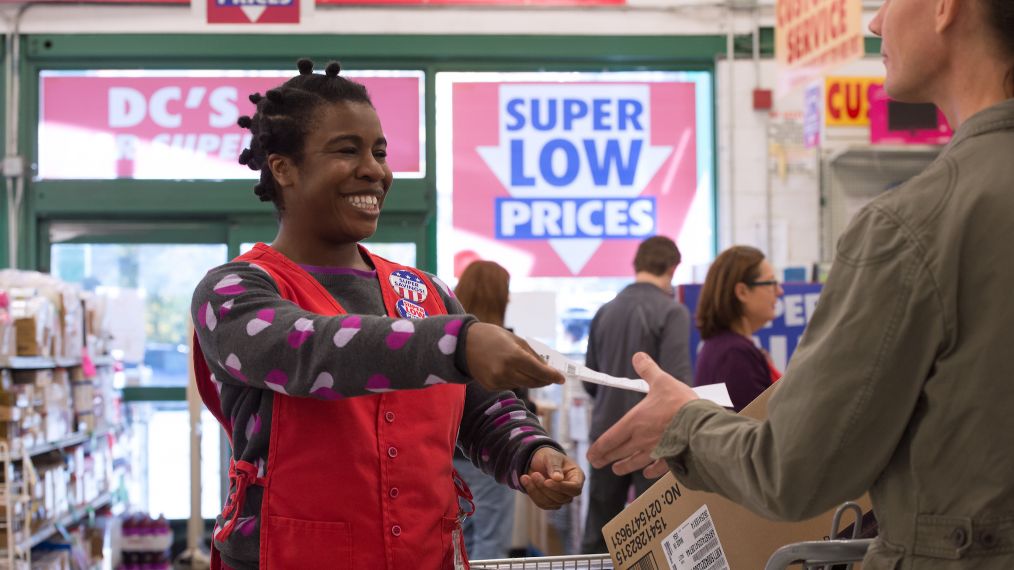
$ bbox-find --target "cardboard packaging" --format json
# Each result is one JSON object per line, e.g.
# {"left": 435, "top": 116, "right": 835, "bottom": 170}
{"left": 11, "top": 293, "right": 56, "bottom": 357}
{"left": 602, "top": 386, "right": 872, "bottom": 570}
{"left": 0, "top": 291, "right": 16, "bottom": 360}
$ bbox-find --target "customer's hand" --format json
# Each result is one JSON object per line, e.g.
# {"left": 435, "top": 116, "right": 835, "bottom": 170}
{"left": 587, "top": 352, "right": 698, "bottom": 477}
{"left": 465, "top": 323, "right": 565, "bottom": 391}
{"left": 522, "top": 447, "right": 585, "bottom": 510}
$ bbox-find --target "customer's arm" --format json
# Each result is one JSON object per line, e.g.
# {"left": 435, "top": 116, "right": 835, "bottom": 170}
{"left": 653, "top": 205, "right": 947, "bottom": 520}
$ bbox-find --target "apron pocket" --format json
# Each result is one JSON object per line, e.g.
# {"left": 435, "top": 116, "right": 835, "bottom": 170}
{"left": 264, "top": 515, "right": 352, "bottom": 570}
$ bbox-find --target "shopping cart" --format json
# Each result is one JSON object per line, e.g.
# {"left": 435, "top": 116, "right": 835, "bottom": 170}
{"left": 764, "top": 502, "right": 874, "bottom": 570}
{"left": 470, "top": 554, "right": 614, "bottom": 569}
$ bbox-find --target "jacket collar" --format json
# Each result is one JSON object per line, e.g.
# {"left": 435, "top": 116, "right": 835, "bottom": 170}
{"left": 944, "top": 98, "right": 1014, "bottom": 154}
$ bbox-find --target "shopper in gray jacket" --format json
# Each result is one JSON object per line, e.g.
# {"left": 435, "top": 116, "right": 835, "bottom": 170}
{"left": 580, "top": 236, "right": 692, "bottom": 554}
{"left": 587, "top": 0, "right": 1014, "bottom": 568}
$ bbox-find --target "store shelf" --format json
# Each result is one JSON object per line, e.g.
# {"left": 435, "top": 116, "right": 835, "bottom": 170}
{"left": 11, "top": 429, "right": 112, "bottom": 461}
{"left": 91, "top": 357, "right": 115, "bottom": 368}
{"left": 26, "top": 491, "right": 113, "bottom": 551}
{"left": 0, "top": 356, "right": 116, "bottom": 371}
{"left": 0, "top": 357, "right": 58, "bottom": 370}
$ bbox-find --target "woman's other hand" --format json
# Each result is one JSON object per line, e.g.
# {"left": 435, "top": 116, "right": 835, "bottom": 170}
{"left": 521, "top": 447, "right": 585, "bottom": 510}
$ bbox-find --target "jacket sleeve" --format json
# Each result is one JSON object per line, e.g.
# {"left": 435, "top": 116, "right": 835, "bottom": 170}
{"left": 653, "top": 204, "right": 947, "bottom": 521}
{"left": 192, "top": 262, "right": 475, "bottom": 399}
{"left": 657, "top": 303, "right": 694, "bottom": 386}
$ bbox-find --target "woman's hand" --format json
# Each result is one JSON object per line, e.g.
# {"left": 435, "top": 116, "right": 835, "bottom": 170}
{"left": 521, "top": 447, "right": 585, "bottom": 510}
{"left": 465, "top": 323, "right": 565, "bottom": 391}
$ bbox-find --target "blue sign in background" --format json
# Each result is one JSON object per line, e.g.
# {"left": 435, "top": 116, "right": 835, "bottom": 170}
{"left": 679, "top": 282, "right": 824, "bottom": 373}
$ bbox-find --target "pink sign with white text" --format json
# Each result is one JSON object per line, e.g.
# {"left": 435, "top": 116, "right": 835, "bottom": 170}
{"left": 38, "top": 72, "right": 423, "bottom": 179}
{"left": 448, "top": 81, "right": 698, "bottom": 278}
{"left": 868, "top": 84, "right": 952, "bottom": 145}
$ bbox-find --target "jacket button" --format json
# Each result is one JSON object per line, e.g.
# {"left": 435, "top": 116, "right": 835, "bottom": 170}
{"left": 388, "top": 446, "right": 398, "bottom": 458}
{"left": 385, "top": 411, "right": 395, "bottom": 423}
{"left": 951, "top": 527, "right": 968, "bottom": 548}
{"left": 392, "top": 525, "right": 402, "bottom": 537}
{"left": 389, "top": 487, "right": 399, "bottom": 498}
{"left": 979, "top": 531, "right": 998, "bottom": 548}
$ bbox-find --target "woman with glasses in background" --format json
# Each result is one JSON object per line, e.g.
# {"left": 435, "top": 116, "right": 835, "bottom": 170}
{"left": 693, "top": 246, "right": 783, "bottom": 412}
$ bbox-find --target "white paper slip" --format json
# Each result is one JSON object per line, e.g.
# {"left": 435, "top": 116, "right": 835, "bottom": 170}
{"left": 690, "top": 383, "right": 734, "bottom": 408}
{"left": 524, "top": 336, "right": 734, "bottom": 407}
{"left": 661, "top": 505, "right": 731, "bottom": 570}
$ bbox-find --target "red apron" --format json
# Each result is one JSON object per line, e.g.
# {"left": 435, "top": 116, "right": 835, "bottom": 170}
{"left": 193, "top": 243, "right": 470, "bottom": 569}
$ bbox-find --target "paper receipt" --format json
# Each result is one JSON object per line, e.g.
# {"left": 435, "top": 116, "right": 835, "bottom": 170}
{"left": 525, "top": 337, "right": 733, "bottom": 407}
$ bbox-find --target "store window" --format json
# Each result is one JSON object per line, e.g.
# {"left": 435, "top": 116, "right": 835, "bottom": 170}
{"left": 435, "top": 71, "right": 715, "bottom": 355}
{"left": 51, "top": 243, "right": 227, "bottom": 384}
{"left": 52, "top": 242, "right": 227, "bottom": 519}
{"left": 38, "top": 69, "right": 425, "bottom": 180}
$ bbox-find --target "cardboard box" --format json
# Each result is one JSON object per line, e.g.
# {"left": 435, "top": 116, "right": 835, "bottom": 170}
{"left": 602, "top": 387, "right": 872, "bottom": 570}
{"left": 11, "top": 294, "right": 56, "bottom": 357}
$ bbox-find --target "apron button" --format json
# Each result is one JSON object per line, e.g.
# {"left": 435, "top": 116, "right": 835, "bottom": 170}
{"left": 389, "top": 487, "right": 399, "bottom": 498}
{"left": 392, "top": 525, "right": 402, "bottom": 537}
{"left": 385, "top": 411, "right": 395, "bottom": 423}
{"left": 388, "top": 446, "right": 398, "bottom": 458}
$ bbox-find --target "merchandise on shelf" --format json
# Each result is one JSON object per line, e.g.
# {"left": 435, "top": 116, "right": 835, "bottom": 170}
{"left": 0, "top": 292, "right": 16, "bottom": 360}
{"left": 0, "top": 271, "right": 100, "bottom": 362}
{"left": 0, "top": 270, "right": 124, "bottom": 570}
{"left": 9, "top": 292, "right": 55, "bottom": 359}
{"left": 118, "top": 514, "right": 172, "bottom": 570}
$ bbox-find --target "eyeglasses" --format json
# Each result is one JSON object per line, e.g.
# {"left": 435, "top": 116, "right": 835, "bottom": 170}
{"left": 747, "top": 279, "right": 779, "bottom": 288}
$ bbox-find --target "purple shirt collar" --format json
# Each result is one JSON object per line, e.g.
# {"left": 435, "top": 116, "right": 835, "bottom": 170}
{"left": 298, "top": 264, "right": 377, "bottom": 278}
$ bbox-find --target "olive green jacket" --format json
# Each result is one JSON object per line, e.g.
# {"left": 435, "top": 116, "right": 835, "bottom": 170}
{"left": 655, "top": 98, "right": 1014, "bottom": 569}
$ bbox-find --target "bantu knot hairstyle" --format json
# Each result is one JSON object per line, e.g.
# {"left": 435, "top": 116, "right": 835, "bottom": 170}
{"left": 236, "top": 58, "right": 373, "bottom": 210}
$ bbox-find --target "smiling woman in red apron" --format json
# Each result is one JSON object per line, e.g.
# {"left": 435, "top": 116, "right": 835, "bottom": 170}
{"left": 191, "top": 59, "right": 584, "bottom": 570}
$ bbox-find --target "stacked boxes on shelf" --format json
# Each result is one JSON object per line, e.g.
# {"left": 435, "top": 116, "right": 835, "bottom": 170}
{"left": 0, "top": 371, "right": 39, "bottom": 457}
{"left": 10, "top": 370, "right": 73, "bottom": 450}
{"left": 27, "top": 442, "right": 112, "bottom": 535}
{"left": 0, "top": 271, "right": 113, "bottom": 363}
{"left": 69, "top": 365, "right": 116, "bottom": 435}
{"left": 0, "top": 466, "right": 27, "bottom": 550}
{"left": 0, "top": 293, "right": 17, "bottom": 360}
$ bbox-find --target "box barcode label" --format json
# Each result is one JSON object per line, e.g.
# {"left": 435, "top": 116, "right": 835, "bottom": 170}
{"left": 692, "top": 520, "right": 714, "bottom": 540}
{"left": 632, "top": 551, "right": 660, "bottom": 570}
{"left": 659, "top": 504, "right": 730, "bottom": 570}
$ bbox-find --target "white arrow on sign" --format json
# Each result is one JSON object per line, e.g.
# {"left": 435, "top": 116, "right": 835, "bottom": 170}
{"left": 477, "top": 83, "right": 673, "bottom": 274}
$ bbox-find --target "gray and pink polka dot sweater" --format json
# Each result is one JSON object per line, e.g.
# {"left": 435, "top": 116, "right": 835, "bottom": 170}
{"left": 192, "top": 261, "right": 560, "bottom": 570}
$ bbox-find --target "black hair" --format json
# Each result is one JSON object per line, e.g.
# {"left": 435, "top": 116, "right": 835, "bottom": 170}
{"left": 236, "top": 58, "right": 373, "bottom": 211}
{"left": 984, "top": 0, "right": 1014, "bottom": 95}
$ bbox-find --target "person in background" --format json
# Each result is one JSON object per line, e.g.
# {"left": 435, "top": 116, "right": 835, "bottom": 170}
{"left": 580, "top": 236, "right": 693, "bottom": 554}
{"left": 694, "top": 245, "right": 783, "bottom": 412}
{"left": 588, "top": 0, "right": 1014, "bottom": 567}
{"left": 191, "top": 59, "right": 584, "bottom": 570}
{"left": 452, "top": 260, "right": 533, "bottom": 560}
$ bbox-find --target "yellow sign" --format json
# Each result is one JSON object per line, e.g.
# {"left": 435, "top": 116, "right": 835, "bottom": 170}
{"left": 824, "top": 76, "right": 884, "bottom": 126}
{"left": 776, "top": 0, "right": 865, "bottom": 94}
